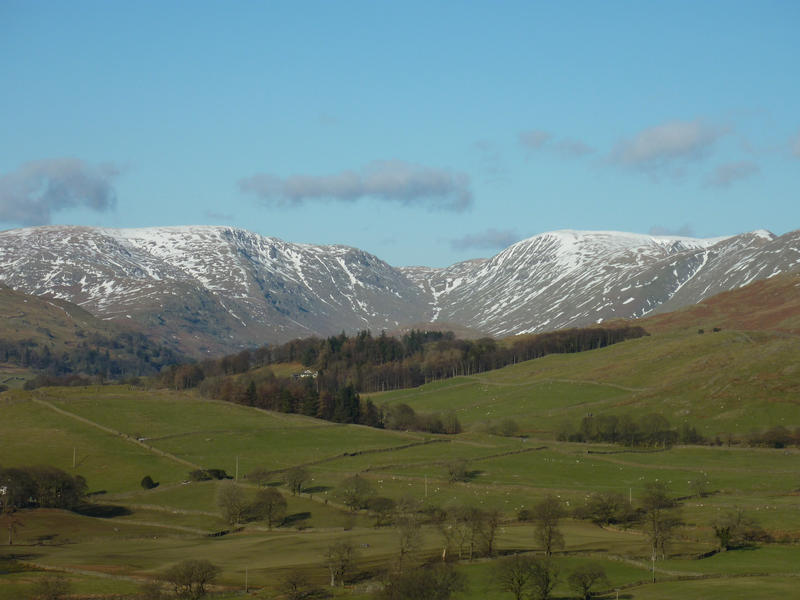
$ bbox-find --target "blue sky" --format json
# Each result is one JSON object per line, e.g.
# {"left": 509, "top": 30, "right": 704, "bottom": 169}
{"left": 1, "top": 1, "right": 798, "bottom": 267}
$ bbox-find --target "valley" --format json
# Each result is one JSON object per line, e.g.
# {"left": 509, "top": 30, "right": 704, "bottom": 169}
{"left": 2, "top": 310, "right": 799, "bottom": 598}
{"left": 1, "top": 230, "right": 799, "bottom": 599}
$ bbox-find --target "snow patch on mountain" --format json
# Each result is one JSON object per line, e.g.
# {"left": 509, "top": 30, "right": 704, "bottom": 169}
{"left": 0, "top": 225, "right": 796, "bottom": 354}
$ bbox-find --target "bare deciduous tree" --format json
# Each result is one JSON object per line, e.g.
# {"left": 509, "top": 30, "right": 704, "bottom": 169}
{"left": 380, "top": 563, "right": 465, "bottom": 600}
{"left": 567, "top": 563, "right": 609, "bottom": 600}
{"left": 532, "top": 495, "right": 565, "bottom": 556}
{"left": 496, "top": 555, "right": 535, "bottom": 600}
{"left": 216, "top": 481, "right": 247, "bottom": 526}
{"left": 285, "top": 466, "right": 309, "bottom": 495}
{"left": 162, "top": 559, "right": 219, "bottom": 599}
{"left": 396, "top": 513, "right": 423, "bottom": 569}
{"left": 641, "top": 481, "right": 682, "bottom": 559}
{"left": 529, "top": 557, "right": 559, "bottom": 600}
{"left": 250, "top": 487, "right": 287, "bottom": 529}
{"left": 339, "top": 475, "right": 374, "bottom": 511}
{"left": 324, "top": 539, "right": 358, "bottom": 587}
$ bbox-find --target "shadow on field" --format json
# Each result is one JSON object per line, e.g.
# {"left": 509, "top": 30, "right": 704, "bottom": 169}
{"left": 34, "top": 534, "right": 59, "bottom": 545}
{"left": 281, "top": 512, "right": 311, "bottom": 527}
{"left": 72, "top": 503, "right": 133, "bottom": 518}
{"left": 1, "top": 553, "right": 42, "bottom": 563}
{"left": 303, "top": 485, "right": 332, "bottom": 494}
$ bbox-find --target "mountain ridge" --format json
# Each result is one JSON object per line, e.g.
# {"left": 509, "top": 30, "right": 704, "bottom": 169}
{"left": 1, "top": 224, "right": 798, "bottom": 355}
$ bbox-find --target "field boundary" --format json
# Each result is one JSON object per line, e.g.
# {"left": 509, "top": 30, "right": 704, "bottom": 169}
{"left": 32, "top": 397, "right": 203, "bottom": 470}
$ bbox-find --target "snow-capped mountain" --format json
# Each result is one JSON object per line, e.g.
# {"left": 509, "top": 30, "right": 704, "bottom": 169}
{"left": 402, "top": 229, "right": 799, "bottom": 337}
{"left": 0, "top": 226, "right": 428, "bottom": 354}
{"left": 1, "top": 225, "right": 798, "bottom": 354}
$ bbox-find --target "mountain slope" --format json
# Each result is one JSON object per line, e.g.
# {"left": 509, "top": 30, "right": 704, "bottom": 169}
{"left": 0, "top": 226, "right": 429, "bottom": 354}
{"left": 0, "top": 284, "right": 182, "bottom": 381}
{"left": 375, "top": 269, "right": 800, "bottom": 438}
{"left": 401, "top": 229, "right": 798, "bottom": 336}
{"left": 642, "top": 268, "right": 800, "bottom": 334}
{"left": 1, "top": 225, "right": 798, "bottom": 355}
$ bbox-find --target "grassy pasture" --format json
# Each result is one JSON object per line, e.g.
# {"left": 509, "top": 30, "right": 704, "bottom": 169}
{"left": 0, "top": 395, "right": 187, "bottom": 494}
{"left": 39, "top": 386, "right": 426, "bottom": 474}
{"left": 2, "top": 325, "right": 800, "bottom": 599}
{"left": 369, "top": 329, "right": 800, "bottom": 438}
{"left": 624, "top": 577, "right": 800, "bottom": 600}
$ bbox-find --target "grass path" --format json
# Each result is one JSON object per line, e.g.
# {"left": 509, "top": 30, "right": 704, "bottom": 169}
{"left": 32, "top": 396, "right": 203, "bottom": 470}
{"left": 466, "top": 375, "right": 653, "bottom": 393}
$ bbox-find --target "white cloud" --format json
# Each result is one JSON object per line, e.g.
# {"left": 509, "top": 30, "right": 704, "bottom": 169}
{"left": 610, "top": 120, "right": 728, "bottom": 175}
{"left": 239, "top": 160, "right": 473, "bottom": 212}
{"left": 0, "top": 158, "right": 119, "bottom": 226}
{"left": 704, "top": 161, "right": 760, "bottom": 188}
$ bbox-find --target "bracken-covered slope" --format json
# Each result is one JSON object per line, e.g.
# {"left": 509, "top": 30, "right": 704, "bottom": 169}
{"left": 642, "top": 269, "right": 800, "bottom": 335}
{"left": 0, "top": 284, "right": 182, "bottom": 379}
{"left": 1, "top": 225, "right": 799, "bottom": 355}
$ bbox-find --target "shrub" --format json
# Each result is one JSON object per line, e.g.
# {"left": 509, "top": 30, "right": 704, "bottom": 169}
{"left": 162, "top": 559, "right": 219, "bottom": 599}
{"left": 32, "top": 573, "right": 71, "bottom": 600}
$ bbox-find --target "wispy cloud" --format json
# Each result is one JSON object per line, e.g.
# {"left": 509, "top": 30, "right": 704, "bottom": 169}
{"left": 0, "top": 158, "right": 119, "bottom": 226}
{"left": 518, "top": 130, "right": 552, "bottom": 151}
{"left": 205, "top": 210, "right": 234, "bottom": 222}
{"left": 554, "top": 138, "right": 595, "bottom": 158}
{"left": 648, "top": 224, "right": 695, "bottom": 237}
{"left": 519, "top": 130, "right": 594, "bottom": 158}
{"left": 473, "top": 139, "right": 507, "bottom": 183}
{"left": 610, "top": 120, "right": 728, "bottom": 177}
{"left": 704, "top": 161, "right": 760, "bottom": 188}
{"left": 792, "top": 130, "right": 800, "bottom": 158}
{"left": 450, "top": 228, "right": 521, "bottom": 251}
{"left": 239, "top": 160, "right": 472, "bottom": 212}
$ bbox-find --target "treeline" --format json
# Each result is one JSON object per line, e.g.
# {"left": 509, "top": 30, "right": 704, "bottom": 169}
{"left": 0, "top": 465, "right": 87, "bottom": 510}
{"left": 159, "top": 326, "right": 644, "bottom": 430}
{"left": 162, "top": 325, "right": 647, "bottom": 395}
{"left": 192, "top": 372, "right": 459, "bottom": 433}
{"left": 559, "top": 413, "right": 800, "bottom": 449}
{"left": 163, "top": 324, "right": 646, "bottom": 392}
{"left": 743, "top": 426, "right": 800, "bottom": 448}
{"left": 1, "top": 331, "right": 182, "bottom": 385}
{"left": 557, "top": 413, "right": 705, "bottom": 447}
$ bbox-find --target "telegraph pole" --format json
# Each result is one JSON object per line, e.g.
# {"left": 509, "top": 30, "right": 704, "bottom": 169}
{"left": 652, "top": 551, "right": 656, "bottom": 583}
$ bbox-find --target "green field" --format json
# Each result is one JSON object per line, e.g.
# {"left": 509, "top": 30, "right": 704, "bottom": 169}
{"left": 369, "top": 328, "right": 800, "bottom": 438}
{"left": 2, "top": 327, "right": 800, "bottom": 598}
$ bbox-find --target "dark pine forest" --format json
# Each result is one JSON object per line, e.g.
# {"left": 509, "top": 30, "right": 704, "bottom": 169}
{"left": 160, "top": 325, "right": 648, "bottom": 431}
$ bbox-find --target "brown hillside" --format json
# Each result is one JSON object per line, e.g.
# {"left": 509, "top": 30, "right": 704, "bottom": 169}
{"left": 0, "top": 284, "right": 118, "bottom": 346}
{"left": 642, "top": 268, "right": 800, "bottom": 334}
